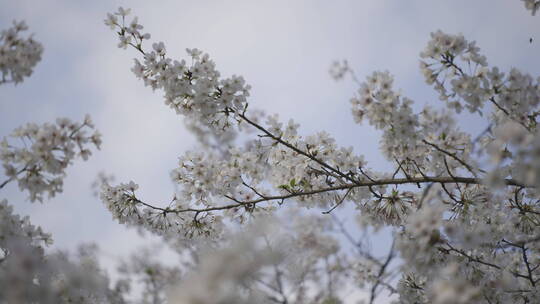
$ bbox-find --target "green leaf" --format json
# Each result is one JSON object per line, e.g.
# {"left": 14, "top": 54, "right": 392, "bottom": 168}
{"left": 290, "top": 178, "right": 296, "bottom": 187}
{"left": 440, "top": 132, "right": 447, "bottom": 140}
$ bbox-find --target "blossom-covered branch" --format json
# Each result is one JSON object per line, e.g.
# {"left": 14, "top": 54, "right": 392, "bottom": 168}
{"left": 98, "top": 3, "right": 540, "bottom": 303}
{"left": 1, "top": 115, "right": 102, "bottom": 202}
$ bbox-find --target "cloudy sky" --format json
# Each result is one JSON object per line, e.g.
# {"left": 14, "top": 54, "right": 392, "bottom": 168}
{"left": 1, "top": 0, "right": 539, "bottom": 301}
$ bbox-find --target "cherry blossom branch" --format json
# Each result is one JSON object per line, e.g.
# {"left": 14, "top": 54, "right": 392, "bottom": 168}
{"left": 322, "top": 188, "right": 352, "bottom": 214}
{"left": 501, "top": 240, "right": 538, "bottom": 286}
{"left": 0, "top": 178, "right": 12, "bottom": 190}
{"left": 369, "top": 240, "right": 395, "bottom": 304}
{"left": 440, "top": 53, "right": 465, "bottom": 76}
{"left": 0, "top": 166, "right": 28, "bottom": 190}
{"left": 129, "top": 176, "right": 526, "bottom": 215}
{"left": 520, "top": 245, "right": 537, "bottom": 287}
{"left": 422, "top": 139, "right": 482, "bottom": 177}
{"left": 488, "top": 96, "right": 510, "bottom": 116}
{"left": 235, "top": 110, "right": 361, "bottom": 185}
{"left": 442, "top": 243, "right": 501, "bottom": 269}
{"left": 442, "top": 243, "right": 537, "bottom": 284}
{"left": 502, "top": 235, "right": 540, "bottom": 247}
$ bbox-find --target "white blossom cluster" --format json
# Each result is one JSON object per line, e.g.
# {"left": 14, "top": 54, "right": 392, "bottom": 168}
{"left": 351, "top": 71, "right": 421, "bottom": 159}
{"left": 329, "top": 59, "right": 350, "bottom": 81}
{"left": 419, "top": 30, "right": 540, "bottom": 134}
{"left": 102, "top": 117, "right": 378, "bottom": 239}
{"left": 166, "top": 214, "right": 351, "bottom": 304}
{"left": 0, "top": 20, "right": 43, "bottom": 85}
{"left": 100, "top": 181, "right": 227, "bottom": 243}
{"left": 105, "top": 8, "right": 251, "bottom": 138}
{"left": 349, "top": 69, "right": 477, "bottom": 188}
{"left": 419, "top": 31, "right": 488, "bottom": 114}
{"left": 99, "top": 6, "right": 540, "bottom": 303}
{"left": 4, "top": 2, "right": 540, "bottom": 303}
{"left": 0, "top": 198, "right": 52, "bottom": 253}
{"left": 1, "top": 115, "right": 101, "bottom": 201}
{"left": 0, "top": 20, "right": 133, "bottom": 302}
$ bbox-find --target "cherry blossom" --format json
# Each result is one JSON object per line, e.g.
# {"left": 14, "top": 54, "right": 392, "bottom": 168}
{"left": 101, "top": 5, "right": 540, "bottom": 303}
{"left": 0, "top": 20, "right": 43, "bottom": 85}
{"left": 0, "top": 115, "right": 102, "bottom": 202}
{"left": 2, "top": 1, "right": 540, "bottom": 303}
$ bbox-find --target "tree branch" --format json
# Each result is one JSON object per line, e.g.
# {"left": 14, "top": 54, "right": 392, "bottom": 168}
{"left": 132, "top": 175, "right": 526, "bottom": 215}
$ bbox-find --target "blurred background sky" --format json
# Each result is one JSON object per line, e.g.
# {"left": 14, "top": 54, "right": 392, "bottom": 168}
{"left": 1, "top": 0, "right": 540, "bottom": 301}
